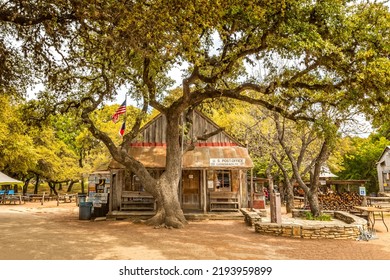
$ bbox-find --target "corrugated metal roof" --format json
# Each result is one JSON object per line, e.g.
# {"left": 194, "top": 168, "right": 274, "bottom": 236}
{"left": 109, "top": 146, "right": 253, "bottom": 169}
{"left": 319, "top": 165, "right": 338, "bottom": 178}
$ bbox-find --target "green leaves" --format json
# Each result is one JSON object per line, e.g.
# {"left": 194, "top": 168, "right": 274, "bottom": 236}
{"left": 337, "top": 135, "right": 390, "bottom": 193}
{"left": 0, "top": 95, "right": 38, "bottom": 174}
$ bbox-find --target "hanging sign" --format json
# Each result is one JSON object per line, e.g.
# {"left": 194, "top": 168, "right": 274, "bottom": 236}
{"left": 210, "top": 158, "right": 245, "bottom": 167}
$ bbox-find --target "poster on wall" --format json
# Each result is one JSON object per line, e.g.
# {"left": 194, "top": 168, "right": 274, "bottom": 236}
{"left": 89, "top": 193, "right": 108, "bottom": 207}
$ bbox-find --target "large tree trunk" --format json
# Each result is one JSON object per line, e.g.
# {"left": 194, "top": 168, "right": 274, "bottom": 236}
{"left": 306, "top": 188, "right": 321, "bottom": 217}
{"left": 306, "top": 140, "right": 329, "bottom": 217}
{"left": 271, "top": 153, "right": 295, "bottom": 213}
{"left": 141, "top": 111, "right": 188, "bottom": 228}
{"left": 67, "top": 180, "right": 75, "bottom": 192}
{"left": 23, "top": 178, "right": 31, "bottom": 195}
{"left": 48, "top": 181, "right": 58, "bottom": 195}
{"left": 285, "top": 180, "right": 295, "bottom": 213}
{"left": 144, "top": 175, "right": 187, "bottom": 228}
{"left": 82, "top": 95, "right": 188, "bottom": 228}
{"left": 81, "top": 176, "right": 85, "bottom": 193}
{"left": 34, "top": 175, "right": 40, "bottom": 194}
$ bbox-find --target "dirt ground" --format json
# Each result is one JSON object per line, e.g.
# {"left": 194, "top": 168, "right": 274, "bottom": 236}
{"left": 1, "top": 201, "right": 390, "bottom": 260}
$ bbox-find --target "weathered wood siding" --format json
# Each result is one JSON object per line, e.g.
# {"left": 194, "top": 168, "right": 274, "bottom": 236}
{"left": 188, "top": 111, "right": 237, "bottom": 145}
{"left": 131, "top": 110, "right": 239, "bottom": 146}
{"left": 110, "top": 169, "right": 125, "bottom": 212}
{"left": 133, "top": 114, "right": 166, "bottom": 145}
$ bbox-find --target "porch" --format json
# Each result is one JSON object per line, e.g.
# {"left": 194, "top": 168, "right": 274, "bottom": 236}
{"left": 106, "top": 209, "right": 245, "bottom": 221}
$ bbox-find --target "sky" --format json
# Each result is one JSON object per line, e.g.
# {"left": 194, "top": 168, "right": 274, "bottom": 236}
{"left": 111, "top": 61, "right": 188, "bottom": 106}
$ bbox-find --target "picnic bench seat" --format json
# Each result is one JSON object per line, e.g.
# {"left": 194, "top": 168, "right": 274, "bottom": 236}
{"left": 209, "top": 191, "right": 240, "bottom": 212}
{"left": 120, "top": 191, "right": 156, "bottom": 211}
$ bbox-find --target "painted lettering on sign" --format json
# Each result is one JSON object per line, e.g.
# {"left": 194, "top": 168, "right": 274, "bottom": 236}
{"left": 210, "top": 158, "right": 245, "bottom": 166}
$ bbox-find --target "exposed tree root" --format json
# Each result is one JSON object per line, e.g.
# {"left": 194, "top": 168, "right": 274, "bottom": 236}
{"left": 143, "top": 210, "right": 188, "bottom": 229}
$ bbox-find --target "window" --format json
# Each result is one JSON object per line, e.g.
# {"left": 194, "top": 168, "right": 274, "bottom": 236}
{"left": 208, "top": 170, "right": 231, "bottom": 191}
{"left": 132, "top": 174, "right": 144, "bottom": 191}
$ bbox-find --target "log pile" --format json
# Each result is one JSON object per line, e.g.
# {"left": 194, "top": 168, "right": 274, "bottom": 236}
{"left": 318, "top": 192, "right": 363, "bottom": 212}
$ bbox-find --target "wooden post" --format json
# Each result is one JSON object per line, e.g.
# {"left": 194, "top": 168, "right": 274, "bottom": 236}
{"left": 250, "top": 168, "right": 254, "bottom": 210}
{"left": 239, "top": 170, "right": 242, "bottom": 209}
{"left": 203, "top": 170, "right": 207, "bottom": 214}
{"left": 110, "top": 169, "right": 124, "bottom": 212}
{"left": 270, "top": 192, "right": 282, "bottom": 224}
{"left": 269, "top": 178, "right": 282, "bottom": 224}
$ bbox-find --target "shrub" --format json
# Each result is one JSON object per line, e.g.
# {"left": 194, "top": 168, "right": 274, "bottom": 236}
{"left": 305, "top": 212, "right": 332, "bottom": 221}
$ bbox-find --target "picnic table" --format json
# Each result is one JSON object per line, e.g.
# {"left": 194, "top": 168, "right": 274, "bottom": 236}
{"left": 0, "top": 190, "right": 25, "bottom": 205}
{"left": 26, "top": 193, "right": 51, "bottom": 205}
{"left": 353, "top": 206, "right": 390, "bottom": 232}
{"left": 0, "top": 193, "right": 23, "bottom": 204}
{"left": 367, "top": 196, "right": 390, "bottom": 208}
{"left": 56, "top": 193, "right": 78, "bottom": 206}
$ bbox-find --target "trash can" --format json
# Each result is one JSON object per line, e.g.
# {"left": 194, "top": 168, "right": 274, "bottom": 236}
{"left": 79, "top": 202, "right": 93, "bottom": 220}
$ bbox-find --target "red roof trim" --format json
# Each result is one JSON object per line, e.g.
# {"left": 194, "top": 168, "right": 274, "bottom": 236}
{"left": 130, "top": 142, "right": 238, "bottom": 147}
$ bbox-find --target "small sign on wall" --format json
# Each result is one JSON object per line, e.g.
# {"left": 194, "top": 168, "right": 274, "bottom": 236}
{"left": 210, "top": 158, "right": 245, "bottom": 167}
{"left": 359, "top": 186, "right": 366, "bottom": 196}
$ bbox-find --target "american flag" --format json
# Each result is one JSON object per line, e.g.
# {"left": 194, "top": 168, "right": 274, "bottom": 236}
{"left": 112, "top": 100, "right": 126, "bottom": 123}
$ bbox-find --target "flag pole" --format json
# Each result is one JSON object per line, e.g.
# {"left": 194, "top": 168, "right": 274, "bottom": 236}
{"left": 122, "top": 93, "right": 127, "bottom": 143}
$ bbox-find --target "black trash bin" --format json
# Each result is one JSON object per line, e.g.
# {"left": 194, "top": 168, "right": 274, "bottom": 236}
{"left": 79, "top": 201, "right": 93, "bottom": 220}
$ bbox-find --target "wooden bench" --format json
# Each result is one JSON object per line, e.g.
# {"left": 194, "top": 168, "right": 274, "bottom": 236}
{"left": 120, "top": 191, "right": 156, "bottom": 211}
{"left": 209, "top": 191, "right": 240, "bottom": 212}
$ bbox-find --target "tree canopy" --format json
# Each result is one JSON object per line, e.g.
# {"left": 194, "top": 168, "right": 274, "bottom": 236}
{"left": 1, "top": 1, "right": 388, "bottom": 117}
{"left": 1, "top": 0, "right": 389, "bottom": 226}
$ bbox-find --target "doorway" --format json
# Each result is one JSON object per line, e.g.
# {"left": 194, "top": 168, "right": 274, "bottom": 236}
{"left": 182, "top": 170, "right": 200, "bottom": 210}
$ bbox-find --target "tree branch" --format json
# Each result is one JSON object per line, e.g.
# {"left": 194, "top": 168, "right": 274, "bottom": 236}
{"left": 0, "top": 9, "right": 77, "bottom": 26}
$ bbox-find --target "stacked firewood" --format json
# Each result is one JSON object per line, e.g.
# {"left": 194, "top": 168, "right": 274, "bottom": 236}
{"left": 318, "top": 192, "right": 363, "bottom": 212}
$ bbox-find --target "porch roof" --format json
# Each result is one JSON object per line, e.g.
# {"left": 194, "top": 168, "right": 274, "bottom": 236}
{"left": 109, "top": 146, "right": 253, "bottom": 169}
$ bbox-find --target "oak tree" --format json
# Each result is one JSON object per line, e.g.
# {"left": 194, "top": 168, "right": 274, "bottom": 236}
{"left": 1, "top": 0, "right": 389, "bottom": 227}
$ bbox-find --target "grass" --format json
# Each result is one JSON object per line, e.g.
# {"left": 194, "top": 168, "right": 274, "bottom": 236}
{"left": 22, "top": 182, "right": 84, "bottom": 194}
{"left": 305, "top": 211, "right": 332, "bottom": 221}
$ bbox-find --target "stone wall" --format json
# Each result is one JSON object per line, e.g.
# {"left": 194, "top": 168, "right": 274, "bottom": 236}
{"left": 254, "top": 222, "right": 363, "bottom": 239}
{"left": 244, "top": 209, "right": 368, "bottom": 240}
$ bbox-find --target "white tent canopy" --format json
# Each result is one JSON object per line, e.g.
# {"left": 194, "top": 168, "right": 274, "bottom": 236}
{"left": 0, "top": 171, "right": 23, "bottom": 186}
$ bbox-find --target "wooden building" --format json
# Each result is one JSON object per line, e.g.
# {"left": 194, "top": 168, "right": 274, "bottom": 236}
{"left": 108, "top": 110, "right": 253, "bottom": 215}
{"left": 377, "top": 146, "right": 390, "bottom": 193}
